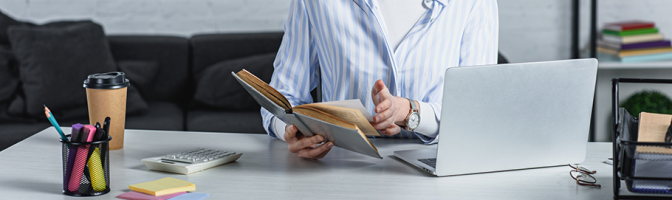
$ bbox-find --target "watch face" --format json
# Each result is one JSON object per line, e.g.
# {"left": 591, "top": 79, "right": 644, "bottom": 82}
{"left": 407, "top": 113, "right": 420, "bottom": 129}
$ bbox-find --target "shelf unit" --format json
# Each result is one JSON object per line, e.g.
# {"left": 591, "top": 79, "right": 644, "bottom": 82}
{"left": 571, "top": 0, "right": 672, "bottom": 143}
{"left": 578, "top": 2, "right": 672, "bottom": 198}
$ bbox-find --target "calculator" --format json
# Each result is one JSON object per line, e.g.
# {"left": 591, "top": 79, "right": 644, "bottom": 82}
{"left": 141, "top": 148, "right": 242, "bottom": 175}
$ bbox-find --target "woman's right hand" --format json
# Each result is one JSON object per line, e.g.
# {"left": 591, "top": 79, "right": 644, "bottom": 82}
{"left": 284, "top": 124, "right": 334, "bottom": 159}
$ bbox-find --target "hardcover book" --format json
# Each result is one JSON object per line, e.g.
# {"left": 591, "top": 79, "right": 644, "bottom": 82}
{"left": 598, "top": 52, "right": 672, "bottom": 63}
{"left": 602, "top": 33, "right": 664, "bottom": 44}
{"left": 232, "top": 69, "right": 382, "bottom": 159}
{"left": 604, "top": 21, "right": 655, "bottom": 31}
{"left": 603, "top": 28, "right": 658, "bottom": 37}
{"left": 597, "top": 40, "right": 671, "bottom": 51}
{"left": 597, "top": 47, "right": 672, "bottom": 57}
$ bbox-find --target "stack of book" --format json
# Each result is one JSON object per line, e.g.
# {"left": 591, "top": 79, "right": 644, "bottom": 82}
{"left": 597, "top": 21, "right": 672, "bottom": 63}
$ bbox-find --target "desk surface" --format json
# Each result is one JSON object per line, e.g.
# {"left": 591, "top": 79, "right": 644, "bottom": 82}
{"left": 0, "top": 127, "right": 617, "bottom": 200}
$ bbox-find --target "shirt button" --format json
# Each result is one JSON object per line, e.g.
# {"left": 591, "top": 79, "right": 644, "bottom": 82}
{"left": 425, "top": 0, "right": 431, "bottom": 3}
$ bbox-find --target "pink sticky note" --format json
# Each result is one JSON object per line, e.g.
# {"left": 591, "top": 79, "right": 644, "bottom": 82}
{"left": 118, "top": 191, "right": 187, "bottom": 200}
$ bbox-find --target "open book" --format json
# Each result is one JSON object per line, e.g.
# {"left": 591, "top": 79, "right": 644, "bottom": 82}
{"left": 232, "top": 69, "right": 382, "bottom": 159}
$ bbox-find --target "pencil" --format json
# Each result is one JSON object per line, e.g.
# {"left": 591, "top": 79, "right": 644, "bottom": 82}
{"left": 44, "top": 105, "right": 69, "bottom": 143}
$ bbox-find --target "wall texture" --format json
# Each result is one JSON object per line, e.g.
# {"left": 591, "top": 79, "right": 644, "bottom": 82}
{"left": 0, "top": 0, "right": 291, "bottom": 35}
{"left": 0, "top": 0, "right": 575, "bottom": 63}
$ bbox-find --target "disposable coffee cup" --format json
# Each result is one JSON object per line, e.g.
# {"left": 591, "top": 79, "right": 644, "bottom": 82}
{"left": 83, "top": 72, "right": 130, "bottom": 150}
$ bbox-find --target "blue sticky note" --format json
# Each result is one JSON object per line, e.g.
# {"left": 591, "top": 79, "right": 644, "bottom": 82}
{"left": 167, "top": 193, "right": 209, "bottom": 200}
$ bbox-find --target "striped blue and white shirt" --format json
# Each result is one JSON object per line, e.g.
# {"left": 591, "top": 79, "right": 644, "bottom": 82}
{"left": 262, "top": 0, "right": 499, "bottom": 144}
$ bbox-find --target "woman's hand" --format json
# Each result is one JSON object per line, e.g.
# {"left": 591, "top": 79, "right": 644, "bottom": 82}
{"left": 284, "top": 124, "right": 333, "bottom": 159}
{"left": 370, "top": 79, "right": 411, "bottom": 135}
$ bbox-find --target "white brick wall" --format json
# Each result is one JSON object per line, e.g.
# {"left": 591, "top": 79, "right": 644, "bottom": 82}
{"left": 3, "top": 0, "right": 670, "bottom": 62}
{"left": 0, "top": 0, "right": 291, "bottom": 36}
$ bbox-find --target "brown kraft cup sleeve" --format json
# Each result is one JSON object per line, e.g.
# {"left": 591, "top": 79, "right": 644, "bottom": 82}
{"left": 86, "top": 87, "right": 127, "bottom": 150}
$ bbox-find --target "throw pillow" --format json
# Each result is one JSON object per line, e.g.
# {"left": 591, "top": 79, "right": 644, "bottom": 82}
{"left": 117, "top": 60, "right": 160, "bottom": 95}
{"left": 193, "top": 53, "right": 276, "bottom": 110}
{"left": 7, "top": 21, "right": 117, "bottom": 117}
{"left": 0, "top": 10, "right": 33, "bottom": 44}
{"left": 0, "top": 45, "right": 18, "bottom": 102}
{"left": 125, "top": 85, "right": 149, "bottom": 116}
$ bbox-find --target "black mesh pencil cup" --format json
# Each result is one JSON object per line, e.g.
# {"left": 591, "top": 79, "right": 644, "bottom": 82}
{"left": 60, "top": 135, "right": 111, "bottom": 196}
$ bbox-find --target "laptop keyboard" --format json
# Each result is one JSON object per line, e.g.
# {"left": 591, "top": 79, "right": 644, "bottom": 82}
{"left": 418, "top": 158, "right": 437, "bottom": 168}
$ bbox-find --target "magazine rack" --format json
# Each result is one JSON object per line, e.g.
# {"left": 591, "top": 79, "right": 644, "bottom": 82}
{"left": 612, "top": 78, "right": 672, "bottom": 199}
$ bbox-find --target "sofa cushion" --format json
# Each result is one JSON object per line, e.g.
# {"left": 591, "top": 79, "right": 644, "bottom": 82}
{"left": 7, "top": 21, "right": 117, "bottom": 117}
{"left": 186, "top": 109, "right": 265, "bottom": 133}
{"left": 0, "top": 10, "right": 33, "bottom": 44}
{"left": 107, "top": 36, "right": 190, "bottom": 104}
{"left": 117, "top": 60, "right": 159, "bottom": 95}
{"left": 0, "top": 101, "right": 36, "bottom": 123}
{"left": 193, "top": 53, "right": 276, "bottom": 110}
{"left": 0, "top": 45, "right": 18, "bottom": 102}
{"left": 191, "top": 33, "right": 283, "bottom": 75}
{"left": 125, "top": 102, "right": 184, "bottom": 131}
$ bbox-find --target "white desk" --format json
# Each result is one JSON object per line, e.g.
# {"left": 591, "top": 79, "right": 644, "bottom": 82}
{"left": 0, "top": 127, "right": 618, "bottom": 199}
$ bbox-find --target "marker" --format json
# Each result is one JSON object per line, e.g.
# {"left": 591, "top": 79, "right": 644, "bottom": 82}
{"left": 44, "top": 105, "right": 68, "bottom": 143}
{"left": 63, "top": 124, "right": 83, "bottom": 191}
{"left": 88, "top": 123, "right": 106, "bottom": 191}
{"left": 68, "top": 125, "right": 96, "bottom": 192}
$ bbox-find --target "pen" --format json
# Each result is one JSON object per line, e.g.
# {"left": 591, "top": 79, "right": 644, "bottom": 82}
{"left": 103, "top": 117, "right": 110, "bottom": 139}
{"left": 100, "top": 117, "right": 111, "bottom": 166}
{"left": 44, "top": 105, "right": 68, "bottom": 143}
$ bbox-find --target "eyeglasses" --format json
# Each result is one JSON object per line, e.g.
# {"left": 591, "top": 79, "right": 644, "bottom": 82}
{"left": 568, "top": 164, "right": 601, "bottom": 188}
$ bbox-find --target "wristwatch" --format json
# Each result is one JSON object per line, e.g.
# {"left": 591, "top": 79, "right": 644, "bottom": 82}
{"left": 404, "top": 98, "right": 420, "bottom": 132}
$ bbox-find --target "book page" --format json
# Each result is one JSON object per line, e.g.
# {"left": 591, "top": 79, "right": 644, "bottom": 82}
{"left": 236, "top": 69, "right": 292, "bottom": 110}
{"left": 297, "top": 103, "right": 379, "bottom": 136}
{"left": 317, "top": 99, "right": 373, "bottom": 121}
{"left": 637, "top": 112, "right": 672, "bottom": 154}
{"left": 293, "top": 106, "right": 356, "bottom": 130}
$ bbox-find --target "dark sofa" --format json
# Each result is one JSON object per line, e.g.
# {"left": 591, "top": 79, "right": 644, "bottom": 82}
{"left": 0, "top": 32, "right": 284, "bottom": 151}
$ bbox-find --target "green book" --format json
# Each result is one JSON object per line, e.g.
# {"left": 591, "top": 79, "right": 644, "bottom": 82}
{"left": 603, "top": 28, "right": 658, "bottom": 36}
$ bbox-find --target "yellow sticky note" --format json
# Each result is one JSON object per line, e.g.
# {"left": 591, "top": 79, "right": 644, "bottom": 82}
{"left": 129, "top": 177, "right": 195, "bottom": 196}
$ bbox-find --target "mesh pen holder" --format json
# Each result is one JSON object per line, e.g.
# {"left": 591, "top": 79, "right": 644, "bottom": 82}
{"left": 60, "top": 135, "right": 111, "bottom": 196}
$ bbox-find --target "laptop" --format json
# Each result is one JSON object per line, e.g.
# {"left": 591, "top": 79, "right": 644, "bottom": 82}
{"left": 394, "top": 58, "right": 598, "bottom": 176}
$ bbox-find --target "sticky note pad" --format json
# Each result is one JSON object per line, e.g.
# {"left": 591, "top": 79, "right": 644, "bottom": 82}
{"left": 118, "top": 191, "right": 186, "bottom": 200}
{"left": 167, "top": 193, "right": 209, "bottom": 200}
{"left": 129, "top": 177, "right": 195, "bottom": 196}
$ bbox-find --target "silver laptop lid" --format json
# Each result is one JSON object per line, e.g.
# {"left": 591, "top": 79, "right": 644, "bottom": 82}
{"left": 435, "top": 59, "right": 597, "bottom": 176}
